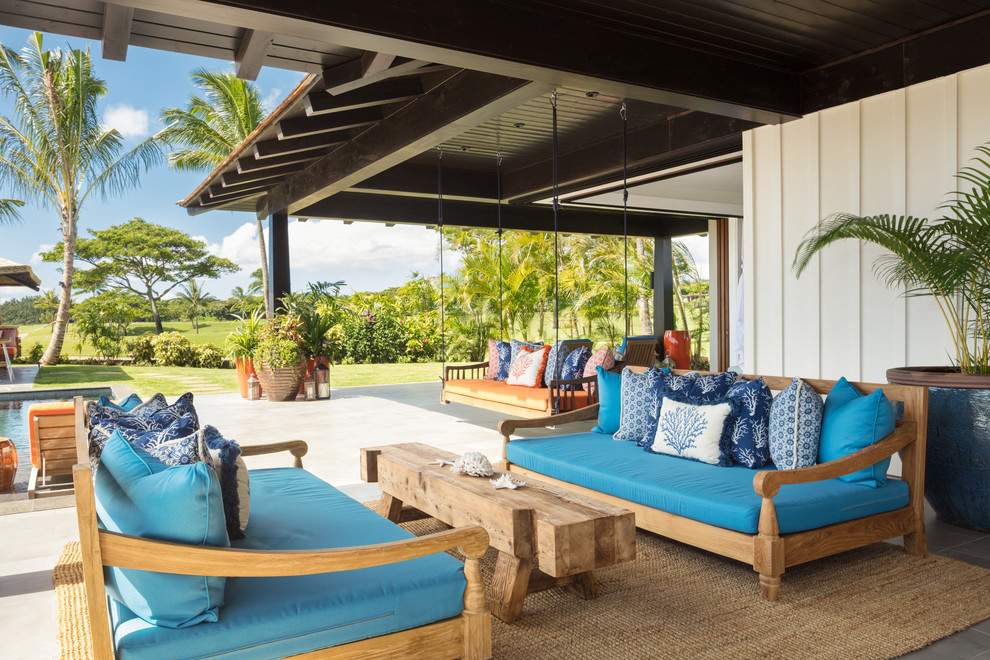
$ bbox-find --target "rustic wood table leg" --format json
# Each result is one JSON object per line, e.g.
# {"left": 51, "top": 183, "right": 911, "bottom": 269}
{"left": 378, "top": 493, "right": 404, "bottom": 522}
{"left": 489, "top": 553, "right": 533, "bottom": 623}
{"left": 567, "top": 571, "right": 600, "bottom": 600}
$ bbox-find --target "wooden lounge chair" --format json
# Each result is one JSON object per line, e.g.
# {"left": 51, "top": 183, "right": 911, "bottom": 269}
{"left": 28, "top": 401, "right": 76, "bottom": 498}
{"left": 617, "top": 336, "right": 658, "bottom": 367}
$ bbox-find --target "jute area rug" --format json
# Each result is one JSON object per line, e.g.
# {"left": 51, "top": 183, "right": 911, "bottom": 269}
{"left": 54, "top": 519, "right": 990, "bottom": 660}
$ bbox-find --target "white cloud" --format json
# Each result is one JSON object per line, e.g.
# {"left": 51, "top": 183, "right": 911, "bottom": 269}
{"left": 675, "top": 234, "right": 711, "bottom": 280}
{"left": 260, "top": 87, "right": 283, "bottom": 115}
{"left": 30, "top": 243, "right": 54, "bottom": 266}
{"left": 103, "top": 104, "right": 150, "bottom": 138}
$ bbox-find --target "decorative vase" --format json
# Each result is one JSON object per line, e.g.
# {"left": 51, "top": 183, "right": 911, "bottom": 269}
{"left": 256, "top": 358, "right": 307, "bottom": 402}
{"left": 663, "top": 330, "right": 691, "bottom": 370}
{"left": 0, "top": 437, "right": 17, "bottom": 492}
{"left": 887, "top": 367, "right": 990, "bottom": 531}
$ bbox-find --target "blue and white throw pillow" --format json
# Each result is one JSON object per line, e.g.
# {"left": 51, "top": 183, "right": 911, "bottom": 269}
{"left": 687, "top": 371, "right": 739, "bottom": 401}
{"left": 613, "top": 367, "right": 664, "bottom": 442}
{"left": 87, "top": 392, "right": 168, "bottom": 422}
{"left": 199, "top": 425, "right": 250, "bottom": 540}
{"left": 509, "top": 339, "right": 543, "bottom": 372}
{"left": 560, "top": 346, "right": 591, "bottom": 385}
{"left": 726, "top": 377, "right": 773, "bottom": 468}
{"left": 768, "top": 377, "right": 824, "bottom": 470}
{"left": 644, "top": 393, "right": 739, "bottom": 466}
{"left": 661, "top": 369, "right": 699, "bottom": 398}
{"left": 144, "top": 425, "right": 211, "bottom": 467}
{"left": 488, "top": 339, "right": 512, "bottom": 381}
{"left": 544, "top": 341, "right": 572, "bottom": 387}
{"left": 89, "top": 412, "right": 200, "bottom": 469}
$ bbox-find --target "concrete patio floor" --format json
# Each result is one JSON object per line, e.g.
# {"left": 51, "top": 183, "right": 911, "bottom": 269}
{"left": 2, "top": 380, "right": 990, "bottom": 658}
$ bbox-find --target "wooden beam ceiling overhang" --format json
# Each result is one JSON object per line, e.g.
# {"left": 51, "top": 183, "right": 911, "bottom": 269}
{"left": 105, "top": 0, "right": 797, "bottom": 123}
{"left": 349, "top": 163, "right": 497, "bottom": 202}
{"left": 262, "top": 70, "right": 554, "bottom": 216}
{"left": 253, "top": 130, "right": 351, "bottom": 158}
{"left": 101, "top": 4, "right": 134, "bottom": 61}
{"left": 234, "top": 29, "right": 274, "bottom": 81}
{"left": 501, "top": 111, "right": 761, "bottom": 203}
{"left": 304, "top": 78, "right": 424, "bottom": 115}
{"left": 294, "top": 192, "right": 709, "bottom": 239}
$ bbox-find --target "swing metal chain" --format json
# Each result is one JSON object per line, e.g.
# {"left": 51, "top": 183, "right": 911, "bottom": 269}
{"left": 437, "top": 145, "right": 446, "bottom": 382}
{"left": 551, "top": 91, "right": 560, "bottom": 348}
{"left": 621, "top": 101, "right": 630, "bottom": 338}
{"left": 496, "top": 120, "right": 505, "bottom": 341}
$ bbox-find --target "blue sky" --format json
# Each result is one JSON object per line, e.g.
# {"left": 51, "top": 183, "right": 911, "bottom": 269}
{"left": 0, "top": 25, "right": 444, "bottom": 304}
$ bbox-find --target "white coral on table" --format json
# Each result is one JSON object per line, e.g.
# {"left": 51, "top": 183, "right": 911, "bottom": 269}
{"left": 450, "top": 451, "right": 494, "bottom": 477}
{"left": 490, "top": 473, "right": 524, "bottom": 489}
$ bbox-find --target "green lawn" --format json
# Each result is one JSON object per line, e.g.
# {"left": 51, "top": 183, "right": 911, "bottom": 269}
{"left": 17, "top": 320, "right": 240, "bottom": 357}
{"left": 32, "top": 362, "right": 446, "bottom": 397}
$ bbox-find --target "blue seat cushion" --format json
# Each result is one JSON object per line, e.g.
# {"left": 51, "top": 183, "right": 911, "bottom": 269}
{"left": 109, "top": 468, "right": 468, "bottom": 660}
{"left": 506, "top": 433, "right": 909, "bottom": 535}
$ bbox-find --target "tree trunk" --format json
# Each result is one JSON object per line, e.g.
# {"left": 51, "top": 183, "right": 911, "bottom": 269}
{"left": 256, "top": 216, "right": 272, "bottom": 320}
{"left": 149, "top": 292, "right": 164, "bottom": 334}
{"left": 41, "top": 211, "right": 76, "bottom": 365}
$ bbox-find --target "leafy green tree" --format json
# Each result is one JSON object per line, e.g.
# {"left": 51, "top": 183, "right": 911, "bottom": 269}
{"left": 34, "top": 289, "right": 60, "bottom": 324}
{"left": 72, "top": 292, "right": 139, "bottom": 359}
{"left": 0, "top": 294, "right": 43, "bottom": 325}
{"left": 229, "top": 286, "right": 252, "bottom": 317}
{"left": 176, "top": 280, "right": 216, "bottom": 333}
{"left": 0, "top": 33, "right": 163, "bottom": 364}
{"left": 159, "top": 70, "right": 272, "bottom": 318}
{"left": 43, "top": 217, "right": 238, "bottom": 334}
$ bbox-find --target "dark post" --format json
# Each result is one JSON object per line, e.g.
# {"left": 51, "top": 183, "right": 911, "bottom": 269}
{"left": 269, "top": 210, "right": 291, "bottom": 310}
{"left": 654, "top": 236, "right": 675, "bottom": 355}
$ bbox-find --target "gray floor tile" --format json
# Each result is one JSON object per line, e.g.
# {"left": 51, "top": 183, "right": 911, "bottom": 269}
{"left": 901, "top": 628, "right": 990, "bottom": 659}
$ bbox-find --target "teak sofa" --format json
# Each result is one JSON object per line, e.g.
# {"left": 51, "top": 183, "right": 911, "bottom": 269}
{"left": 442, "top": 339, "right": 598, "bottom": 418}
{"left": 70, "top": 397, "right": 492, "bottom": 659}
{"left": 498, "top": 370, "right": 928, "bottom": 601}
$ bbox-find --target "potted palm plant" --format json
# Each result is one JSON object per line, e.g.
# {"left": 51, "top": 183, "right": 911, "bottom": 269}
{"left": 226, "top": 309, "right": 264, "bottom": 399}
{"left": 252, "top": 314, "right": 307, "bottom": 402}
{"left": 794, "top": 142, "right": 990, "bottom": 530}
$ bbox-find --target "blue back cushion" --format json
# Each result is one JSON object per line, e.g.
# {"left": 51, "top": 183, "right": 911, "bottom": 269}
{"left": 768, "top": 377, "right": 823, "bottom": 470}
{"left": 544, "top": 341, "right": 572, "bottom": 387}
{"left": 726, "top": 377, "right": 773, "bottom": 468}
{"left": 95, "top": 432, "right": 228, "bottom": 629}
{"left": 97, "top": 393, "right": 144, "bottom": 412}
{"left": 818, "top": 378, "right": 895, "bottom": 487}
{"left": 592, "top": 366, "right": 622, "bottom": 434}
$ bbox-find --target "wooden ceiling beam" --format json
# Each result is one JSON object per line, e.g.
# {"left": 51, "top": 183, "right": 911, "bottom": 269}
{"left": 237, "top": 149, "right": 326, "bottom": 173}
{"left": 293, "top": 192, "right": 709, "bottom": 238}
{"left": 349, "top": 162, "right": 496, "bottom": 201}
{"left": 361, "top": 51, "right": 396, "bottom": 77}
{"left": 209, "top": 179, "right": 280, "bottom": 199}
{"left": 501, "top": 111, "right": 758, "bottom": 202}
{"left": 220, "top": 163, "right": 302, "bottom": 187}
{"left": 304, "top": 77, "right": 423, "bottom": 116}
{"left": 253, "top": 130, "right": 351, "bottom": 159}
{"left": 235, "top": 29, "right": 273, "bottom": 81}
{"left": 264, "top": 70, "right": 553, "bottom": 216}
{"left": 101, "top": 3, "right": 133, "bottom": 61}
{"left": 276, "top": 106, "right": 383, "bottom": 140}
{"left": 323, "top": 56, "right": 430, "bottom": 96}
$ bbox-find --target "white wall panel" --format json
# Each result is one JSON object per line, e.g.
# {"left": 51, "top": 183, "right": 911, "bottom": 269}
{"left": 744, "top": 61, "right": 990, "bottom": 381}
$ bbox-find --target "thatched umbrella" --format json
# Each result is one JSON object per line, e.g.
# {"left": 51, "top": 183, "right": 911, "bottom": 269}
{"left": 0, "top": 257, "right": 41, "bottom": 291}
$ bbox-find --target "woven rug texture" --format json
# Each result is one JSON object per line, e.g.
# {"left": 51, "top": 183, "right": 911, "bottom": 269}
{"left": 54, "top": 522, "right": 990, "bottom": 660}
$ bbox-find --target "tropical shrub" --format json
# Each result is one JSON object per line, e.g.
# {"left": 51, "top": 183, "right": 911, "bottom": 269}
{"left": 194, "top": 343, "right": 224, "bottom": 369}
{"left": 28, "top": 342, "right": 44, "bottom": 363}
{"left": 71, "top": 295, "right": 137, "bottom": 359}
{"left": 126, "top": 333, "right": 157, "bottom": 364}
{"left": 342, "top": 309, "right": 405, "bottom": 363}
{"left": 253, "top": 315, "right": 304, "bottom": 368}
{"left": 152, "top": 331, "right": 195, "bottom": 367}
{"left": 225, "top": 309, "right": 264, "bottom": 358}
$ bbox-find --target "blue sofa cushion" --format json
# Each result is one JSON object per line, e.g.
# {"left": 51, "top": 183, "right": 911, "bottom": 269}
{"left": 96, "top": 393, "right": 144, "bottom": 412}
{"left": 819, "top": 378, "right": 896, "bottom": 487}
{"left": 726, "top": 377, "right": 773, "bottom": 468}
{"left": 592, "top": 366, "right": 622, "bottom": 434}
{"left": 506, "top": 432, "right": 909, "bottom": 535}
{"left": 95, "top": 432, "right": 228, "bottom": 629}
{"left": 613, "top": 367, "right": 662, "bottom": 442}
{"left": 544, "top": 340, "right": 572, "bottom": 387}
{"left": 108, "top": 468, "right": 467, "bottom": 660}
{"left": 769, "top": 377, "right": 823, "bottom": 470}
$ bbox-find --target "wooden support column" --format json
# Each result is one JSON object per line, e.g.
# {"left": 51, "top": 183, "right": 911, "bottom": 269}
{"left": 269, "top": 210, "right": 291, "bottom": 309}
{"left": 654, "top": 237, "right": 675, "bottom": 355}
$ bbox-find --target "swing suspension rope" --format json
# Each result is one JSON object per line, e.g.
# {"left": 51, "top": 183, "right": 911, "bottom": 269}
{"left": 437, "top": 145, "right": 446, "bottom": 382}
{"left": 550, "top": 91, "right": 560, "bottom": 356}
{"left": 496, "top": 135, "right": 505, "bottom": 341}
{"left": 621, "top": 102, "right": 630, "bottom": 338}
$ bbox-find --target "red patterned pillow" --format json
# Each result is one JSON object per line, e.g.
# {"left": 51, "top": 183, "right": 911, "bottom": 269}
{"left": 507, "top": 345, "right": 550, "bottom": 388}
{"left": 485, "top": 339, "right": 499, "bottom": 379}
{"left": 582, "top": 346, "right": 616, "bottom": 391}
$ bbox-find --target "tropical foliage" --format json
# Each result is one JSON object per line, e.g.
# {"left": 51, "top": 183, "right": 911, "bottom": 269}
{"left": 794, "top": 142, "right": 990, "bottom": 374}
{"left": 0, "top": 33, "right": 163, "bottom": 364}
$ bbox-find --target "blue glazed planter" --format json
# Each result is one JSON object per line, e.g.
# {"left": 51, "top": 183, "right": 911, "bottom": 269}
{"left": 888, "top": 368, "right": 990, "bottom": 532}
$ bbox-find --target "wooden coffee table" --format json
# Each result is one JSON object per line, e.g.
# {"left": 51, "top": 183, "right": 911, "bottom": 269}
{"left": 360, "top": 442, "right": 635, "bottom": 623}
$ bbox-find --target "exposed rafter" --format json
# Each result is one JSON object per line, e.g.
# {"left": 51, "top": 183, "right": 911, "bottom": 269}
{"left": 361, "top": 51, "right": 396, "bottom": 77}
{"left": 235, "top": 29, "right": 273, "bottom": 81}
{"left": 253, "top": 130, "right": 351, "bottom": 159}
{"left": 221, "top": 163, "right": 301, "bottom": 187}
{"left": 236, "top": 150, "right": 326, "bottom": 173}
{"left": 276, "top": 107, "right": 383, "bottom": 140}
{"left": 323, "top": 57, "right": 431, "bottom": 96}
{"left": 305, "top": 77, "right": 423, "bottom": 116}
{"left": 263, "top": 70, "right": 554, "bottom": 216}
{"left": 100, "top": 3, "right": 133, "bottom": 61}
{"left": 349, "top": 163, "right": 496, "bottom": 202}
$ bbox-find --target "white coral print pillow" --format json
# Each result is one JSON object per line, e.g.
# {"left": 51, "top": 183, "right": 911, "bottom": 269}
{"left": 506, "top": 345, "right": 549, "bottom": 388}
{"left": 646, "top": 397, "right": 735, "bottom": 465}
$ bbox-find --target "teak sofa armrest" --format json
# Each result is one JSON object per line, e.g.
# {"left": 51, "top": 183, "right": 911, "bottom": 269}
{"left": 240, "top": 440, "right": 309, "bottom": 468}
{"left": 753, "top": 420, "right": 917, "bottom": 497}
{"left": 445, "top": 362, "right": 489, "bottom": 381}
{"left": 96, "top": 524, "right": 491, "bottom": 575}
{"left": 499, "top": 404, "right": 599, "bottom": 437}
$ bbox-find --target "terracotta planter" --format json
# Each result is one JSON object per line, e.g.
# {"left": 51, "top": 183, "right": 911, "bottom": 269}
{"left": 0, "top": 438, "right": 17, "bottom": 492}
{"left": 235, "top": 357, "right": 265, "bottom": 399}
{"left": 256, "top": 358, "right": 307, "bottom": 402}
{"left": 663, "top": 330, "right": 691, "bottom": 370}
{"left": 887, "top": 366, "right": 990, "bottom": 531}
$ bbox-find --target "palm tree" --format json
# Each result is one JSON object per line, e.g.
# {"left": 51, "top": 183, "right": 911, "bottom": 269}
{"left": 229, "top": 286, "right": 250, "bottom": 317}
{"left": 0, "top": 33, "right": 163, "bottom": 364}
{"left": 177, "top": 280, "right": 215, "bottom": 333}
{"left": 159, "top": 70, "right": 273, "bottom": 319}
{"left": 34, "top": 289, "right": 60, "bottom": 324}
{"left": 0, "top": 198, "right": 24, "bottom": 224}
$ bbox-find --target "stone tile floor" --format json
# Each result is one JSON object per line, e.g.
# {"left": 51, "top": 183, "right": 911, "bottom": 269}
{"left": 0, "top": 380, "right": 988, "bottom": 658}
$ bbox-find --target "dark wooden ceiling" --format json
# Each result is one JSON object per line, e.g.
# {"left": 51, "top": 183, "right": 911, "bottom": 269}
{"left": 4, "top": 0, "right": 990, "bottom": 238}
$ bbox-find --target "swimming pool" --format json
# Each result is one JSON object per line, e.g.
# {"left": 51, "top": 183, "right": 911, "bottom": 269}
{"left": 0, "top": 388, "right": 113, "bottom": 492}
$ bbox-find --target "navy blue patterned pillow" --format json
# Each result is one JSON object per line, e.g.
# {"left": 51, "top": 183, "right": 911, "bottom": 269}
{"left": 89, "top": 412, "right": 200, "bottom": 469}
{"left": 614, "top": 367, "right": 664, "bottom": 442}
{"left": 726, "top": 377, "right": 773, "bottom": 468}
{"left": 644, "top": 392, "right": 741, "bottom": 466}
{"left": 560, "top": 346, "right": 591, "bottom": 386}
{"left": 143, "top": 422, "right": 209, "bottom": 467}
{"left": 199, "top": 426, "right": 248, "bottom": 540}
{"left": 688, "top": 371, "right": 739, "bottom": 401}
{"left": 662, "top": 369, "right": 699, "bottom": 398}
{"left": 544, "top": 341, "right": 572, "bottom": 387}
{"left": 87, "top": 392, "right": 168, "bottom": 422}
{"left": 768, "top": 377, "right": 824, "bottom": 469}
{"left": 639, "top": 369, "right": 700, "bottom": 445}
{"left": 509, "top": 339, "right": 543, "bottom": 371}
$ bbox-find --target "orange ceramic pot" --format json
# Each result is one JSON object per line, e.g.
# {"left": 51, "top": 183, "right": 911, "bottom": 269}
{"left": 236, "top": 357, "right": 263, "bottom": 399}
{"left": 663, "top": 330, "right": 691, "bottom": 370}
{"left": 0, "top": 438, "right": 17, "bottom": 492}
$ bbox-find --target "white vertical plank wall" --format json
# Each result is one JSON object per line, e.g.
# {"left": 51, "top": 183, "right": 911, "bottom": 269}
{"left": 744, "top": 62, "right": 990, "bottom": 382}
